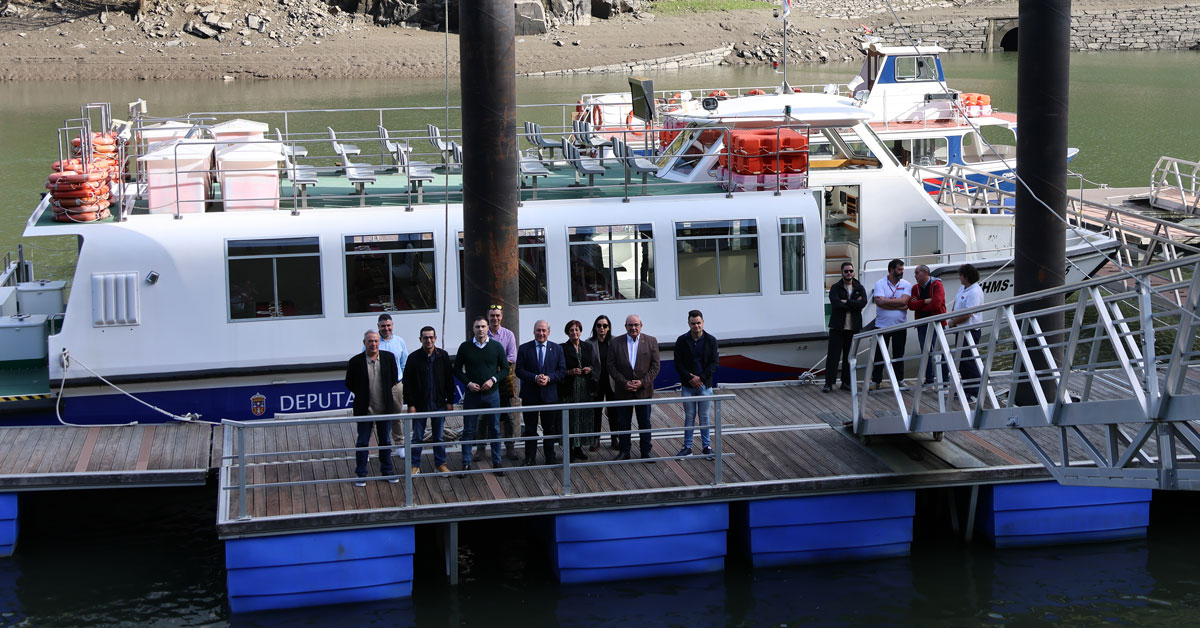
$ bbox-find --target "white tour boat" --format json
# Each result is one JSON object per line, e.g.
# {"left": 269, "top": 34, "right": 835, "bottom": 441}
{"left": 0, "top": 94, "right": 1115, "bottom": 424}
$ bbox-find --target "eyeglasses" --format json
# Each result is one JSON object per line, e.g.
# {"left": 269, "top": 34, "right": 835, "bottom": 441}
{"left": 420, "top": 335, "right": 436, "bottom": 341}
{"left": 842, "top": 269, "right": 854, "bottom": 274}
{"left": 596, "top": 323, "right": 609, "bottom": 328}
{"left": 488, "top": 304, "right": 502, "bottom": 311}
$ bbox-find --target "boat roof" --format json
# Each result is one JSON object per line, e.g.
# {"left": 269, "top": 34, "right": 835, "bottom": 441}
{"left": 868, "top": 43, "right": 948, "bottom": 56}
{"left": 670, "top": 93, "right": 871, "bottom": 127}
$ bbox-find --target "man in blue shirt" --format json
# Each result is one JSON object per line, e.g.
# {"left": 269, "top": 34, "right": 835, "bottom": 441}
{"left": 375, "top": 314, "right": 409, "bottom": 458}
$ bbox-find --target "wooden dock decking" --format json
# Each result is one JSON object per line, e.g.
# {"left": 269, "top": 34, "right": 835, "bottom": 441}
{"left": 0, "top": 422, "right": 218, "bottom": 490}
{"left": 216, "top": 382, "right": 1086, "bottom": 537}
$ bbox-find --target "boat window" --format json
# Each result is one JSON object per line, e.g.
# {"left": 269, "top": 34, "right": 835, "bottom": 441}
{"left": 894, "top": 55, "right": 939, "bottom": 82}
{"left": 344, "top": 233, "right": 436, "bottom": 314}
{"left": 889, "top": 138, "right": 948, "bottom": 167}
{"left": 457, "top": 228, "right": 549, "bottom": 307}
{"left": 675, "top": 219, "right": 760, "bottom": 297}
{"left": 809, "top": 127, "right": 884, "bottom": 170}
{"left": 780, "top": 218, "right": 807, "bottom": 293}
{"left": 227, "top": 237, "right": 322, "bottom": 320}
{"left": 568, "top": 224, "right": 656, "bottom": 302}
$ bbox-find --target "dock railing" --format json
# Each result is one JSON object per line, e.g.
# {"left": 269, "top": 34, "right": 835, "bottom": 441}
{"left": 220, "top": 394, "right": 736, "bottom": 521}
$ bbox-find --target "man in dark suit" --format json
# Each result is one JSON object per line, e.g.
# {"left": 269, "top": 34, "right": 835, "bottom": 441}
{"left": 515, "top": 320, "right": 567, "bottom": 465}
{"left": 345, "top": 329, "right": 400, "bottom": 486}
{"left": 824, "top": 261, "right": 868, "bottom": 392}
{"left": 402, "top": 325, "right": 455, "bottom": 476}
{"left": 607, "top": 314, "right": 660, "bottom": 461}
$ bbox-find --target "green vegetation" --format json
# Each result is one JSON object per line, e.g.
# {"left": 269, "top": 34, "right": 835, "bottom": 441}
{"left": 648, "top": 0, "right": 768, "bottom": 16}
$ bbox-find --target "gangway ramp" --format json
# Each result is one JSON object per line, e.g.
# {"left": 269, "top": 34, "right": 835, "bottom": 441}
{"left": 850, "top": 254, "right": 1200, "bottom": 491}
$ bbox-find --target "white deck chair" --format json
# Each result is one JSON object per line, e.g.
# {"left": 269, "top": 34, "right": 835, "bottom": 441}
{"left": 282, "top": 149, "right": 319, "bottom": 208}
{"left": 427, "top": 124, "right": 452, "bottom": 162}
{"left": 274, "top": 128, "right": 307, "bottom": 159}
{"left": 562, "top": 138, "right": 605, "bottom": 187}
{"left": 389, "top": 132, "right": 436, "bottom": 204}
{"left": 613, "top": 138, "right": 658, "bottom": 192}
{"left": 326, "top": 127, "right": 360, "bottom": 158}
{"left": 519, "top": 151, "right": 551, "bottom": 199}
{"left": 524, "top": 121, "right": 561, "bottom": 162}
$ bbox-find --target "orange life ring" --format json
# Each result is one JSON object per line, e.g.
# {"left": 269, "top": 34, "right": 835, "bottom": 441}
{"left": 625, "top": 111, "right": 645, "bottom": 139}
{"left": 47, "top": 171, "right": 106, "bottom": 184}
{"left": 72, "top": 135, "right": 116, "bottom": 147}
{"left": 748, "top": 88, "right": 767, "bottom": 96}
{"left": 51, "top": 196, "right": 108, "bottom": 208}
{"left": 592, "top": 106, "right": 602, "bottom": 127}
{"left": 708, "top": 90, "right": 730, "bottom": 98}
{"left": 668, "top": 92, "right": 686, "bottom": 104}
{"left": 49, "top": 186, "right": 110, "bottom": 199}
{"left": 792, "top": 87, "right": 804, "bottom": 93}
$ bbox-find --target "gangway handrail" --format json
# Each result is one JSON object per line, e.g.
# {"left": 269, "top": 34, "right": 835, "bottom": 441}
{"left": 846, "top": 251, "right": 1200, "bottom": 491}
{"left": 1150, "top": 156, "right": 1200, "bottom": 215}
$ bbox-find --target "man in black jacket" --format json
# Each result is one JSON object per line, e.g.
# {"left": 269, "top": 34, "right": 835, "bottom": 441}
{"left": 674, "top": 310, "right": 719, "bottom": 457}
{"left": 403, "top": 326, "right": 455, "bottom": 475}
{"left": 345, "top": 329, "right": 400, "bottom": 486}
{"left": 825, "top": 262, "right": 868, "bottom": 392}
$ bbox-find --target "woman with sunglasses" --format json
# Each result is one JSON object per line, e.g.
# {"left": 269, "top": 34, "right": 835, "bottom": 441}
{"left": 586, "top": 315, "right": 616, "bottom": 451}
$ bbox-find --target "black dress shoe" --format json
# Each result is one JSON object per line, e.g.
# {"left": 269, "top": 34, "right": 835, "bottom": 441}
{"left": 821, "top": 385, "right": 832, "bottom": 393}
{"left": 839, "top": 383, "right": 852, "bottom": 391}
{"left": 614, "top": 451, "right": 631, "bottom": 461}
{"left": 495, "top": 470, "right": 506, "bottom": 477}
{"left": 523, "top": 456, "right": 536, "bottom": 466}
{"left": 642, "top": 452, "right": 656, "bottom": 464}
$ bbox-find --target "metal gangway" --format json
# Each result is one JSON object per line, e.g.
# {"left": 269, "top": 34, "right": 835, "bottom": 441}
{"left": 1149, "top": 156, "right": 1200, "bottom": 215}
{"left": 852, "top": 167, "right": 1200, "bottom": 490}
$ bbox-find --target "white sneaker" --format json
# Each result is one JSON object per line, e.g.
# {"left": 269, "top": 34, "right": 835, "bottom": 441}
{"left": 394, "top": 448, "right": 406, "bottom": 459}
{"left": 354, "top": 479, "right": 367, "bottom": 487}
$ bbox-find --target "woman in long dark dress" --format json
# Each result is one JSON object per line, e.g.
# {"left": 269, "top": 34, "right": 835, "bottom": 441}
{"left": 586, "top": 315, "right": 614, "bottom": 451}
{"left": 561, "top": 320, "right": 595, "bottom": 462}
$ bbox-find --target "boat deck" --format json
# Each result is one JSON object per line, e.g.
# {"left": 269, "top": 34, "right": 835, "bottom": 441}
{"left": 213, "top": 379, "right": 1151, "bottom": 538}
{"left": 0, "top": 422, "right": 217, "bottom": 490}
{"left": 33, "top": 159, "right": 730, "bottom": 228}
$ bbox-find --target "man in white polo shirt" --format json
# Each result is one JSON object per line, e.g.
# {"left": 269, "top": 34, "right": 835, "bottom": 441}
{"left": 871, "top": 258, "right": 912, "bottom": 388}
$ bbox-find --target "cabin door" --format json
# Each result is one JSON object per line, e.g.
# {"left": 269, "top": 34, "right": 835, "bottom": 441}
{"left": 905, "top": 221, "right": 942, "bottom": 267}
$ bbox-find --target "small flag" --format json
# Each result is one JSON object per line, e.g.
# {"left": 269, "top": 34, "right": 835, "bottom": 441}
{"left": 780, "top": 0, "right": 790, "bottom": 20}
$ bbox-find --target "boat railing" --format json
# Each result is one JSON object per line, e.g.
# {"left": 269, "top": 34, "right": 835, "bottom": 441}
{"left": 1150, "top": 156, "right": 1200, "bottom": 216}
{"left": 94, "top": 119, "right": 822, "bottom": 218}
{"left": 912, "top": 162, "right": 1200, "bottom": 295}
{"left": 219, "top": 394, "right": 738, "bottom": 519}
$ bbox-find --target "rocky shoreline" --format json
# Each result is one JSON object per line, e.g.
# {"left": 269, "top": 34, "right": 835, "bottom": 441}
{"left": 0, "top": 0, "right": 1194, "bottom": 80}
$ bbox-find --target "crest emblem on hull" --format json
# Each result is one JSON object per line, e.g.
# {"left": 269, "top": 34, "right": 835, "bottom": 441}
{"left": 250, "top": 393, "right": 267, "bottom": 417}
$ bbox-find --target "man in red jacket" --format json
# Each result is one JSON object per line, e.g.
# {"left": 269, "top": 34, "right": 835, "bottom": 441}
{"left": 909, "top": 264, "right": 949, "bottom": 387}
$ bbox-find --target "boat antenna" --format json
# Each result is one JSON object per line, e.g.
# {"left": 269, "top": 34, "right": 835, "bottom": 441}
{"left": 775, "top": 1, "right": 792, "bottom": 94}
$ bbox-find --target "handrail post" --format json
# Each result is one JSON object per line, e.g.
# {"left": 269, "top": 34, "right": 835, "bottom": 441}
{"left": 561, "top": 409, "right": 571, "bottom": 495}
{"left": 404, "top": 415, "right": 413, "bottom": 507}
{"left": 713, "top": 398, "right": 724, "bottom": 485}
{"left": 236, "top": 424, "right": 248, "bottom": 520}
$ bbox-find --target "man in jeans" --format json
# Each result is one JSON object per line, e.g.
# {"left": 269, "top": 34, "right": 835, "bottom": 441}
{"left": 871, "top": 258, "right": 912, "bottom": 389}
{"left": 674, "top": 310, "right": 719, "bottom": 457}
{"left": 452, "top": 317, "right": 508, "bottom": 474}
{"left": 403, "top": 326, "right": 454, "bottom": 475}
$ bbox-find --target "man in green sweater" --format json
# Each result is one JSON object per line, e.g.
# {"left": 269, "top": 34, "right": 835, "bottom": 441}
{"left": 453, "top": 316, "right": 509, "bottom": 474}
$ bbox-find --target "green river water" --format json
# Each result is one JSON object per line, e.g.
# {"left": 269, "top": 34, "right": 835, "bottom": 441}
{"left": 0, "top": 51, "right": 1199, "bottom": 626}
